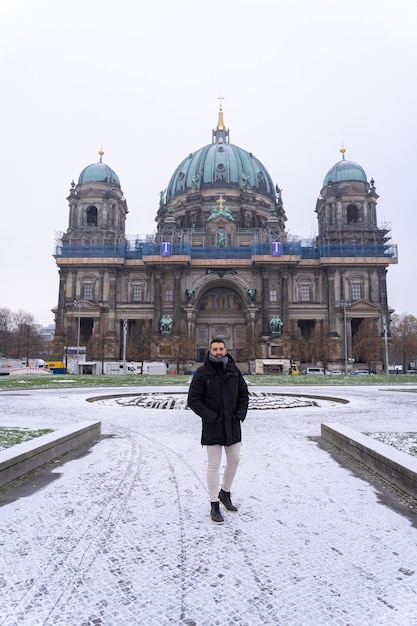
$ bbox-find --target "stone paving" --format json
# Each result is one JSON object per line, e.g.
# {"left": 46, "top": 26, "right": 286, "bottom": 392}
{"left": 0, "top": 384, "right": 417, "bottom": 625}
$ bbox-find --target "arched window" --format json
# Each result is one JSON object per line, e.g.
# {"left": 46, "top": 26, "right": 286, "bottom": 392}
{"left": 346, "top": 204, "right": 359, "bottom": 224}
{"left": 132, "top": 284, "right": 143, "bottom": 302}
{"left": 86, "top": 205, "right": 98, "bottom": 226}
{"left": 300, "top": 284, "right": 311, "bottom": 302}
{"left": 200, "top": 288, "right": 242, "bottom": 310}
{"left": 83, "top": 282, "right": 93, "bottom": 300}
{"left": 296, "top": 275, "right": 313, "bottom": 302}
{"left": 347, "top": 273, "right": 365, "bottom": 301}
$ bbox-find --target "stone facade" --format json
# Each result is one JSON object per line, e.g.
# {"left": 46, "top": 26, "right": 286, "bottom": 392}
{"left": 53, "top": 111, "right": 397, "bottom": 369}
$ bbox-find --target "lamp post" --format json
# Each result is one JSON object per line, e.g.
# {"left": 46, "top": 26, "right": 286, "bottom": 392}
{"left": 73, "top": 300, "right": 84, "bottom": 373}
{"left": 122, "top": 318, "right": 128, "bottom": 375}
{"left": 383, "top": 315, "right": 389, "bottom": 374}
{"left": 338, "top": 300, "right": 352, "bottom": 375}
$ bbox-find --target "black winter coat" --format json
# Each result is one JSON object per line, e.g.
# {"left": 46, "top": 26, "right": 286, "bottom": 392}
{"left": 187, "top": 353, "right": 249, "bottom": 446}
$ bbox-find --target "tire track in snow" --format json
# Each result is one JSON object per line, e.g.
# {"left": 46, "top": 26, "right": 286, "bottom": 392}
{"left": 0, "top": 428, "right": 144, "bottom": 625}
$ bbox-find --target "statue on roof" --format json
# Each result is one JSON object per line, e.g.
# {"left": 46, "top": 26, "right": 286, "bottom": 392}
{"left": 242, "top": 173, "right": 252, "bottom": 191}
{"left": 275, "top": 185, "right": 282, "bottom": 204}
{"left": 190, "top": 174, "right": 200, "bottom": 190}
{"left": 207, "top": 195, "right": 234, "bottom": 221}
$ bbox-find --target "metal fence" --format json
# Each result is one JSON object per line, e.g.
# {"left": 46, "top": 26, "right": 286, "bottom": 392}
{"left": 55, "top": 241, "right": 398, "bottom": 261}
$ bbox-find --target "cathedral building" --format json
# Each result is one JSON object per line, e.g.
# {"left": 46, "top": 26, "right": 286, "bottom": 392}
{"left": 53, "top": 104, "right": 398, "bottom": 371}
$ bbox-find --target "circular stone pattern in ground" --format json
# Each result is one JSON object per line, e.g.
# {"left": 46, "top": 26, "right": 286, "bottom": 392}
{"left": 91, "top": 391, "right": 346, "bottom": 410}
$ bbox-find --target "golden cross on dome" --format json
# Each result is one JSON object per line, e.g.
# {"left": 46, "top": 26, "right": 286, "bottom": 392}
{"left": 217, "top": 195, "right": 225, "bottom": 211}
{"left": 217, "top": 94, "right": 225, "bottom": 111}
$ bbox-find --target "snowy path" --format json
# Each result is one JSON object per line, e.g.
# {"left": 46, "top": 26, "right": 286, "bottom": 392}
{"left": 0, "top": 384, "right": 416, "bottom": 625}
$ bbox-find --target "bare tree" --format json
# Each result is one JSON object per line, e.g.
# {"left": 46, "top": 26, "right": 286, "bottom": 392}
{"left": 352, "top": 319, "right": 384, "bottom": 371}
{"left": 234, "top": 324, "right": 261, "bottom": 373}
{"left": 87, "top": 320, "right": 114, "bottom": 372}
{"left": 161, "top": 321, "right": 195, "bottom": 373}
{"left": 281, "top": 319, "right": 303, "bottom": 363}
{"left": 306, "top": 321, "right": 337, "bottom": 372}
{"left": 390, "top": 314, "right": 417, "bottom": 372}
{"left": 126, "top": 321, "right": 152, "bottom": 362}
{"left": 0, "top": 308, "right": 13, "bottom": 357}
{"left": 50, "top": 333, "right": 65, "bottom": 362}
{"left": 12, "top": 311, "right": 44, "bottom": 363}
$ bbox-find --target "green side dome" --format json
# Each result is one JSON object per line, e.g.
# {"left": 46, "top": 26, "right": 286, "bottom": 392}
{"left": 78, "top": 151, "right": 121, "bottom": 188}
{"left": 166, "top": 109, "right": 276, "bottom": 203}
{"left": 323, "top": 148, "right": 367, "bottom": 188}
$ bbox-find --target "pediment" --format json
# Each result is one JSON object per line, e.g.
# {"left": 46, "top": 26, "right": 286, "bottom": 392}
{"left": 344, "top": 182, "right": 367, "bottom": 194}
{"left": 78, "top": 187, "right": 107, "bottom": 200}
{"left": 65, "top": 300, "right": 103, "bottom": 313}
{"left": 349, "top": 299, "right": 380, "bottom": 313}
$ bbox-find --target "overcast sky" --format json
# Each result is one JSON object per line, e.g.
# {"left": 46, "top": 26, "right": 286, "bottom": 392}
{"left": 1, "top": 0, "right": 416, "bottom": 327}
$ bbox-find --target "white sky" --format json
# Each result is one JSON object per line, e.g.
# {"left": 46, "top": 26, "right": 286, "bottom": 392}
{"left": 1, "top": 0, "right": 416, "bottom": 327}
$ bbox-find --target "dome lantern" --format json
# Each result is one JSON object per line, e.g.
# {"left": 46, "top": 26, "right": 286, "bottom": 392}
{"left": 166, "top": 104, "right": 276, "bottom": 204}
{"left": 78, "top": 149, "right": 121, "bottom": 188}
{"left": 322, "top": 146, "right": 367, "bottom": 189}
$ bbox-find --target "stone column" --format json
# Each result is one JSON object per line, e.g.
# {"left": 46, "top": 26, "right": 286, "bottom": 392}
{"left": 379, "top": 268, "right": 389, "bottom": 312}
{"left": 107, "top": 270, "right": 117, "bottom": 334}
{"left": 379, "top": 268, "right": 390, "bottom": 330}
{"left": 327, "top": 270, "right": 337, "bottom": 334}
{"left": 173, "top": 272, "right": 181, "bottom": 320}
{"left": 281, "top": 270, "right": 288, "bottom": 323}
{"left": 154, "top": 270, "right": 162, "bottom": 331}
{"left": 55, "top": 269, "right": 67, "bottom": 329}
{"left": 261, "top": 269, "right": 270, "bottom": 335}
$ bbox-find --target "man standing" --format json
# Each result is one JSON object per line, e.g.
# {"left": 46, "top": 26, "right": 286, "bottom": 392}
{"left": 187, "top": 338, "right": 249, "bottom": 524}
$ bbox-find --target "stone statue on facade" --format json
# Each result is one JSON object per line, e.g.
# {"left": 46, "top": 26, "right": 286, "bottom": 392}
{"left": 216, "top": 230, "right": 226, "bottom": 246}
{"left": 270, "top": 315, "right": 283, "bottom": 334}
{"left": 247, "top": 288, "right": 256, "bottom": 302}
{"left": 186, "top": 287, "right": 195, "bottom": 303}
{"left": 160, "top": 315, "right": 173, "bottom": 333}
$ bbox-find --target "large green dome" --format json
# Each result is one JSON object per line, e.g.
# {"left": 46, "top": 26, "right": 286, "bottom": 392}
{"left": 166, "top": 109, "right": 276, "bottom": 203}
{"left": 78, "top": 151, "right": 121, "bottom": 188}
{"left": 323, "top": 149, "right": 367, "bottom": 188}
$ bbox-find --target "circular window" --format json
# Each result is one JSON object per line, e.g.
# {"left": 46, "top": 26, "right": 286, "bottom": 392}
{"left": 178, "top": 172, "right": 185, "bottom": 180}
{"left": 217, "top": 146, "right": 224, "bottom": 152}
{"left": 217, "top": 163, "right": 225, "bottom": 172}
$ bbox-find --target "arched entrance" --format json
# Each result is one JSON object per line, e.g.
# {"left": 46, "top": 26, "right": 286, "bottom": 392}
{"left": 194, "top": 286, "right": 247, "bottom": 361}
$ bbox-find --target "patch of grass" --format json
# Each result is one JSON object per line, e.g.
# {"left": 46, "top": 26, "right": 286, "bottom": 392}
{"left": 0, "top": 373, "right": 417, "bottom": 390}
{"left": 0, "top": 374, "right": 178, "bottom": 390}
{"left": 365, "top": 432, "right": 417, "bottom": 458}
{"left": 0, "top": 427, "right": 54, "bottom": 451}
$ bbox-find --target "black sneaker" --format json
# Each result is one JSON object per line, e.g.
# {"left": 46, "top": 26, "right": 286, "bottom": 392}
{"left": 219, "top": 489, "right": 238, "bottom": 512}
{"left": 210, "top": 501, "right": 224, "bottom": 524}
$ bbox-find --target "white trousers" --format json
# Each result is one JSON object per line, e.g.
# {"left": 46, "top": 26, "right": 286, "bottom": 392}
{"left": 206, "top": 442, "right": 241, "bottom": 502}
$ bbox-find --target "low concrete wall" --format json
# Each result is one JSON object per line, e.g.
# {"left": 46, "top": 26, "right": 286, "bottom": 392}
{"left": 321, "top": 422, "right": 417, "bottom": 499}
{"left": 0, "top": 421, "right": 101, "bottom": 488}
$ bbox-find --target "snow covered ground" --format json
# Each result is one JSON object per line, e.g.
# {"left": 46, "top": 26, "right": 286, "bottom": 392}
{"left": 0, "top": 383, "right": 417, "bottom": 625}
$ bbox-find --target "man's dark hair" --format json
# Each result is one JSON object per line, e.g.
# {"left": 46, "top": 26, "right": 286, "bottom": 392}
{"left": 210, "top": 337, "right": 226, "bottom": 348}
